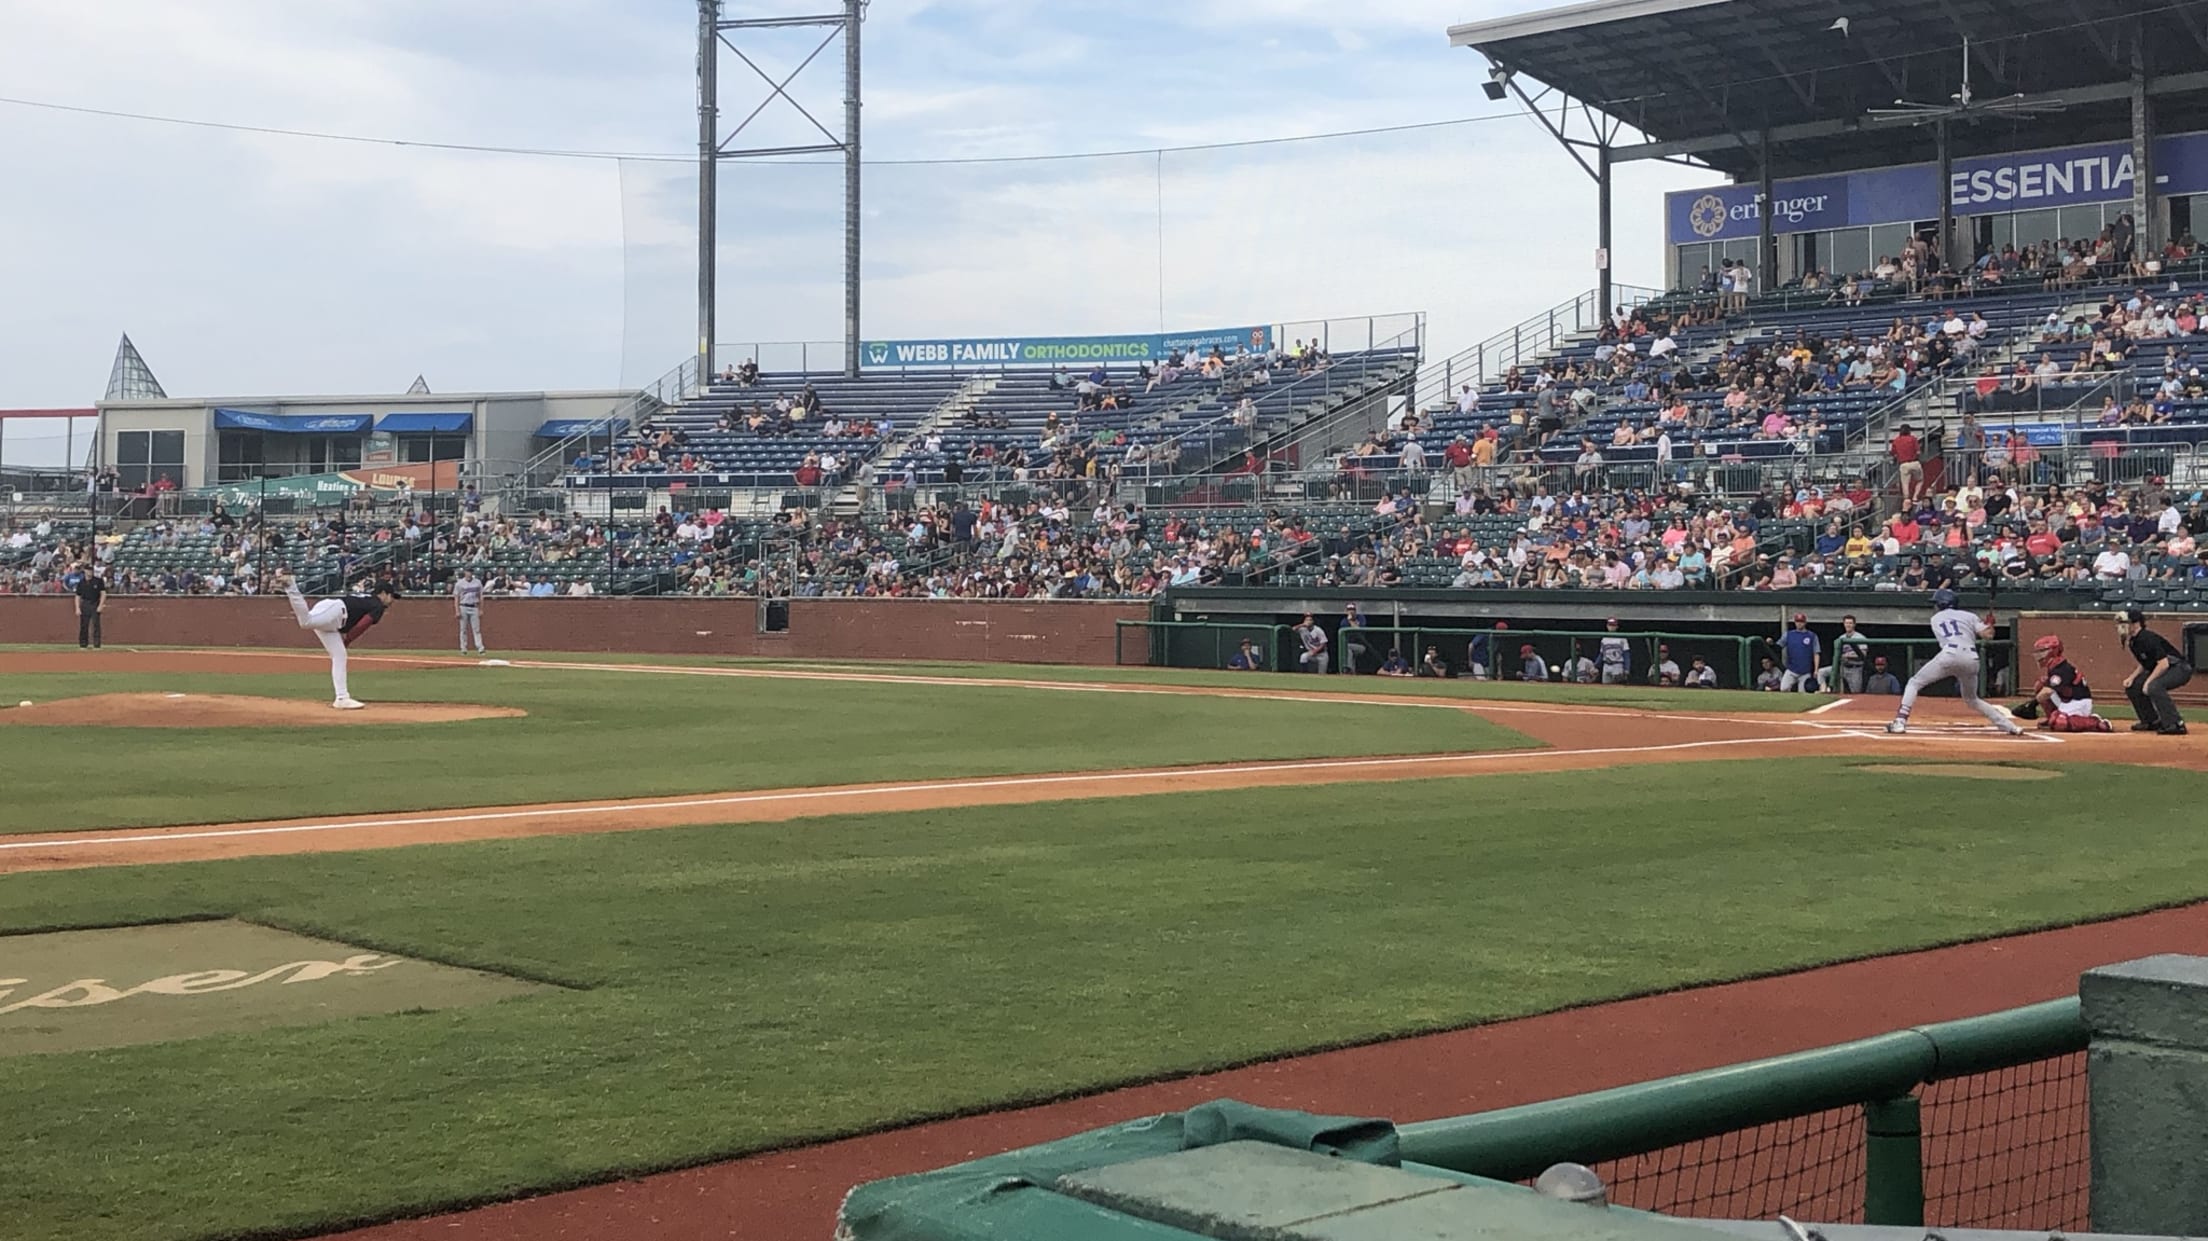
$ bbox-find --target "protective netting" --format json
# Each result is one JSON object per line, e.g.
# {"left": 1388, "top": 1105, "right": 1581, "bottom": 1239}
{"left": 1591, "top": 1107, "right": 1868, "bottom": 1222}
{"left": 1921, "top": 1053, "right": 2091, "bottom": 1230}
{"left": 612, "top": 120, "right": 1692, "bottom": 382}
{"left": 1575, "top": 1054, "right": 2088, "bottom": 1228}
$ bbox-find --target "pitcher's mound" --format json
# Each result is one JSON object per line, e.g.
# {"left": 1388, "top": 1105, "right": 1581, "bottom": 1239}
{"left": 0, "top": 694, "right": 524, "bottom": 728}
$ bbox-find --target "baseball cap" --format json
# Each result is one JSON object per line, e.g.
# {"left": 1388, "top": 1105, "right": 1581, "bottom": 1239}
{"left": 1520, "top": 644, "right": 1535, "bottom": 655}
{"left": 1792, "top": 612, "right": 1808, "bottom": 622}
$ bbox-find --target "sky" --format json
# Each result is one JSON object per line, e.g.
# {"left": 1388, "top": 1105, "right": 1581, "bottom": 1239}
{"left": 0, "top": 0, "right": 1713, "bottom": 463}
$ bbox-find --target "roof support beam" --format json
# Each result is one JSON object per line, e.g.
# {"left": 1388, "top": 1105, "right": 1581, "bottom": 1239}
{"left": 1499, "top": 71, "right": 1600, "bottom": 182}
{"left": 2169, "top": 3, "right": 2208, "bottom": 62}
{"left": 1610, "top": 68, "right": 2208, "bottom": 163}
{"left": 2056, "top": 0, "right": 2125, "bottom": 70}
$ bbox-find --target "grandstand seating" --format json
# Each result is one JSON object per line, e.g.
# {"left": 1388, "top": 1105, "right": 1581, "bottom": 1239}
{"left": 896, "top": 348, "right": 1417, "bottom": 486}
{"left": 565, "top": 370, "right": 966, "bottom": 489}
{"left": 556, "top": 347, "right": 1418, "bottom": 497}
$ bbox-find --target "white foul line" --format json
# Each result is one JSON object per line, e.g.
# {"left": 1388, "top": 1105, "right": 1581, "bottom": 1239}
{"left": 0, "top": 732, "right": 1835, "bottom": 856}
{"left": 1808, "top": 697, "right": 1854, "bottom": 715}
{"left": 480, "top": 657, "right": 1806, "bottom": 727}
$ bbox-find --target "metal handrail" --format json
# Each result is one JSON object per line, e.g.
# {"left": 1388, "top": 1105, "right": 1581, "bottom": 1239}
{"left": 1416, "top": 285, "right": 1664, "bottom": 412}
{"left": 512, "top": 355, "right": 702, "bottom": 494}
{"left": 1146, "top": 328, "right": 1425, "bottom": 477}
{"left": 1397, "top": 998, "right": 2085, "bottom": 1182}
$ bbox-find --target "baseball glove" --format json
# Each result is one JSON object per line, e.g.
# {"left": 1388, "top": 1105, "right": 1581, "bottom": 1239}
{"left": 2010, "top": 699, "right": 2040, "bottom": 721}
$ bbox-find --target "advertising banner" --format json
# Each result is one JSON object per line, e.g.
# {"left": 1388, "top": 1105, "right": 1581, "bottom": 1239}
{"left": 860, "top": 324, "right": 1273, "bottom": 370}
{"left": 1667, "top": 129, "right": 2208, "bottom": 245}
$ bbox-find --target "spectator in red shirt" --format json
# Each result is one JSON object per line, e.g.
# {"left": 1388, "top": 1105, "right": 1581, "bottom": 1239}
{"left": 2023, "top": 518, "right": 2062, "bottom": 559}
{"left": 1444, "top": 435, "right": 1476, "bottom": 491}
{"left": 1887, "top": 512, "right": 1923, "bottom": 545}
{"left": 1891, "top": 424, "right": 1924, "bottom": 507}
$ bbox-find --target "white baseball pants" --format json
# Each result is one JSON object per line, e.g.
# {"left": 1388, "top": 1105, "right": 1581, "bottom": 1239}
{"left": 1896, "top": 649, "right": 2010, "bottom": 728}
{"left": 287, "top": 589, "right": 351, "bottom": 700}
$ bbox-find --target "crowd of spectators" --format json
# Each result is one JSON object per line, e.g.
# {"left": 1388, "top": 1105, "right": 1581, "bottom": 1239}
{"left": 9, "top": 455, "right": 2204, "bottom": 604}
{"left": 1695, "top": 216, "right": 2195, "bottom": 302}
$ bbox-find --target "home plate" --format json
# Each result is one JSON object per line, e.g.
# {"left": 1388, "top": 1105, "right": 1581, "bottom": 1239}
{"left": 479, "top": 659, "right": 512, "bottom": 667}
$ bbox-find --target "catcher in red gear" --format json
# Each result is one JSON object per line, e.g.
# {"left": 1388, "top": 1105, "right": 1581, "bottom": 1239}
{"left": 2011, "top": 635, "right": 2111, "bottom": 732}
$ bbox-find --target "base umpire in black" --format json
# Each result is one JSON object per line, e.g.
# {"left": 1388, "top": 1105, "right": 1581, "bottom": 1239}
{"left": 2118, "top": 608, "right": 2192, "bottom": 736}
{"left": 73, "top": 563, "right": 105, "bottom": 649}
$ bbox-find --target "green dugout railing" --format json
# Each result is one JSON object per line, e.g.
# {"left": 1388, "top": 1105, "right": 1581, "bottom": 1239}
{"left": 1396, "top": 998, "right": 2088, "bottom": 1226}
{"left": 1119, "top": 619, "right": 2018, "bottom": 698}
{"left": 840, "top": 1000, "right": 2089, "bottom": 1238}
{"left": 1118, "top": 620, "right": 1756, "bottom": 687}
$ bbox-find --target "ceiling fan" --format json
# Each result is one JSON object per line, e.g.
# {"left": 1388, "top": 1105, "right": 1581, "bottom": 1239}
{"left": 1865, "top": 37, "right": 2067, "bottom": 126}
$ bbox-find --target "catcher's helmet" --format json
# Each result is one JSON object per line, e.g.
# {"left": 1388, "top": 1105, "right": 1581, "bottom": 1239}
{"left": 2032, "top": 634, "right": 2064, "bottom": 664}
{"left": 1931, "top": 587, "right": 1959, "bottom": 610}
{"left": 2119, "top": 607, "right": 2147, "bottom": 625}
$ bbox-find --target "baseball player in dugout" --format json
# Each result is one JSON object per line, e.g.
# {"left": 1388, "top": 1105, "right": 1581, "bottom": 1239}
{"left": 2118, "top": 609, "right": 2193, "bottom": 736}
{"left": 2010, "top": 636, "right": 2111, "bottom": 733}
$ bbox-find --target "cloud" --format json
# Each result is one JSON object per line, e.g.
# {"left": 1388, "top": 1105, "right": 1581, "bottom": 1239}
{"left": 0, "top": 0, "right": 1714, "bottom": 457}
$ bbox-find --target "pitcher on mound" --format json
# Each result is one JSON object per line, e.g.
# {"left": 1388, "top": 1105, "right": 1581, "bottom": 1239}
{"left": 1888, "top": 588, "right": 2024, "bottom": 736}
{"left": 278, "top": 572, "right": 400, "bottom": 710}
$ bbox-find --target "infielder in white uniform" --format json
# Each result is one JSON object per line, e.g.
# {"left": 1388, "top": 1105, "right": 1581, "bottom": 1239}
{"left": 278, "top": 572, "right": 400, "bottom": 710}
{"left": 1887, "top": 588, "right": 2025, "bottom": 736}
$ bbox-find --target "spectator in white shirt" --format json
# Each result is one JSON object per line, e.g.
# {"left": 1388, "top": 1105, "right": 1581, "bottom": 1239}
{"left": 2093, "top": 544, "right": 2133, "bottom": 579}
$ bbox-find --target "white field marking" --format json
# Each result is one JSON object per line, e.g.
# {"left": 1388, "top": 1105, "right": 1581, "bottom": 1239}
{"left": 1825, "top": 725, "right": 2065, "bottom": 745}
{"left": 484, "top": 657, "right": 1799, "bottom": 727}
{"left": 153, "top": 647, "right": 1827, "bottom": 729}
{"left": 1808, "top": 698, "right": 1854, "bottom": 715}
{"left": 0, "top": 732, "right": 1838, "bottom": 856}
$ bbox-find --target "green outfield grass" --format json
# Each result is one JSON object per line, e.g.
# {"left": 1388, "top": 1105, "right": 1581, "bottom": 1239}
{"left": 3, "top": 759, "right": 2204, "bottom": 1241}
{"left": 0, "top": 665, "right": 1530, "bottom": 833}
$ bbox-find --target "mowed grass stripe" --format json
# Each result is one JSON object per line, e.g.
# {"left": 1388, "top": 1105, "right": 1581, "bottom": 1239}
{"left": 1, "top": 759, "right": 2203, "bottom": 1241}
{"left": 0, "top": 668, "right": 1531, "bottom": 834}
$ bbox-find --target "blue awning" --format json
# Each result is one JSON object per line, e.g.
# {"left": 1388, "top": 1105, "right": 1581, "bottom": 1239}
{"left": 537, "top": 417, "right": 628, "bottom": 438}
{"left": 214, "top": 409, "right": 373, "bottom": 434}
{"left": 377, "top": 412, "right": 473, "bottom": 433}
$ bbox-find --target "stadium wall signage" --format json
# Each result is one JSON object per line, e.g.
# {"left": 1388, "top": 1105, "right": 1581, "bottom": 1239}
{"left": 1667, "top": 129, "right": 2208, "bottom": 245}
{"left": 861, "top": 324, "right": 1272, "bottom": 370}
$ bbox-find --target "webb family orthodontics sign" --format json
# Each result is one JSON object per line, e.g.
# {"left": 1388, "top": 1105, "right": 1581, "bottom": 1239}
{"left": 860, "top": 324, "right": 1273, "bottom": 370}
{"left": 1667, "top": 130, "right": 2208, "bottom": 245}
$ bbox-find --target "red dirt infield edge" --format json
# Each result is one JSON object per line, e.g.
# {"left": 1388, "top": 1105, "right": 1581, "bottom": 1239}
{"left": 319, "top": 902, "right": 2208, "bottom": 1241}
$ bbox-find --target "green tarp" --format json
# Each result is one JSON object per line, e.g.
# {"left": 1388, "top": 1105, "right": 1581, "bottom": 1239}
{"left": 836, "top": 1100, "right": 1398, "bottom": 1241}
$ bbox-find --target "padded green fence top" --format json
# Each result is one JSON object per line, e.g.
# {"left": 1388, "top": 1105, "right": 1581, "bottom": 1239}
{"left": 836, "top": 1100, "right": 1401, "bottom": 1241}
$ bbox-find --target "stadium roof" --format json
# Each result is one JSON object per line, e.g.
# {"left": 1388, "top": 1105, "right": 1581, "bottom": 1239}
{"left": 1450, "top": 0, "right": 2208, "bottom": 181}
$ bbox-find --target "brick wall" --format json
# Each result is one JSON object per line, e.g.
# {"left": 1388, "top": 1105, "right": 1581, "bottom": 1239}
{"left": 2012, "top": 612, "right": 2207, "bottom": 712}
{"left": 0, "top": 597, "right": 1150, "bottom": 665}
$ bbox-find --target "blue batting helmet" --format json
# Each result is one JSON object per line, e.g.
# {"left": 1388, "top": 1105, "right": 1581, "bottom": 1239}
{"left": 1930, "top": 588, "right": 1958, "bottom": 610}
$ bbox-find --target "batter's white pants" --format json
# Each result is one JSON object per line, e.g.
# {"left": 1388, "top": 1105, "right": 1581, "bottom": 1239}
{"left": 287, "top": 589, "right": 351, "bottom": 701}
{"left": 1896, "top": 650, "right": 2010, "bottom": 728}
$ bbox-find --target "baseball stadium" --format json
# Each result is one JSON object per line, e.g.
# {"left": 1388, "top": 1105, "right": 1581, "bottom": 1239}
{"left": 8, "top": 2, "right": 2208, "bottom": 1240}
